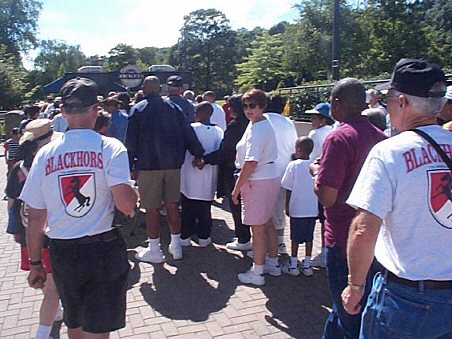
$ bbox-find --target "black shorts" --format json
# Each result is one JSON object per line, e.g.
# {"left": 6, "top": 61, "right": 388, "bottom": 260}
{"left": 49, "top": 232, "right": 130, "bottom": 333}
{"left": 290, "top": 217, "right": 316, "bottom": 244}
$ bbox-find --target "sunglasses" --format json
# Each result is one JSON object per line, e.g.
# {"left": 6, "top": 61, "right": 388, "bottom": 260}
{"left": 242, "top": 102, "right": 258, "bottom": 110}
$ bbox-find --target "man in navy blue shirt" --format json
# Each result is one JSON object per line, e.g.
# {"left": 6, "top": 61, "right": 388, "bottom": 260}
{"left": 166, "top": 75, "right": 196, "bottom": 123}
{"left": 126, "top": 76, "right": 204, "bottom": 263}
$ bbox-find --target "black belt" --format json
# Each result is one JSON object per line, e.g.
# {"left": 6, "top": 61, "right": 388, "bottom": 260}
{"left": 50, "top": 228, "right": 120, "bottom": 246}
{"left": 386, "top": 270, "right": 452, "bottom": 290}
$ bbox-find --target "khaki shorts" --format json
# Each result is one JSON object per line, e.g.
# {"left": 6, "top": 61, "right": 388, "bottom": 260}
{"left": 138, "top": 170, "right": 181, "bottom": 209}
{"left": 271, "top": 187, "right": 287, "bottom": 230}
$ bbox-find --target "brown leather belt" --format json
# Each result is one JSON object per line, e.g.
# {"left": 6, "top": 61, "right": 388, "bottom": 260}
{"left": 386, "top": 270, "right": 452, "bottom": 290}
{"left": 50, "top": 228, "right": 120, "bottom": 246}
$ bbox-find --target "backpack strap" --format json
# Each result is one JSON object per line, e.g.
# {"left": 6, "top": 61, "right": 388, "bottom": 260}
{"left": 19, "top": 161, "right": 29, "bottom": 177}
{"left": 410, "top": 128, "right": 452, "bottom": 171}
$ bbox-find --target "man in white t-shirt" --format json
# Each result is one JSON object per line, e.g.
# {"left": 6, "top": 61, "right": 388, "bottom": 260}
{"left": 21, "top": 78, "right": 138, "bottom": 338}
{"left": 305, "top": 102, "right": 334, "bottom": 268}
{"left": 264, "top": 95, "right": 298, "bottom": 255}
{"left": 180, "top": 102, "right": 223, "bottom": 247}
{"left": 342, "top": 59, "right": 451, "bottom": 338}
{"left": 202, "top": 91, "right": 227, "bottom": 131}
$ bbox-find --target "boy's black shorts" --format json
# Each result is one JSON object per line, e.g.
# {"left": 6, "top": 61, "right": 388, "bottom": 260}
{"left": 290, "top": 217, "right": 316, "bottom": 244}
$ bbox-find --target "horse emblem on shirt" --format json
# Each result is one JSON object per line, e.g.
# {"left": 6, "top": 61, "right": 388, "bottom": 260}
{"left": 59, "top": 173, "right": 95, "bottom": 217}
{"left": 428, "top": 170, "right": 452, "bottom": 229}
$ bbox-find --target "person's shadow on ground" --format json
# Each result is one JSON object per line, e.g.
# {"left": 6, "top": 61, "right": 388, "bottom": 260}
{"left": 139, "top": 244, "right": 248, "bottom": 321}
{"left": 262, "top": 267, "right": 331, "bottom": 338}
{"left": 120, "top": 211, "right": 247, "bottom": 321}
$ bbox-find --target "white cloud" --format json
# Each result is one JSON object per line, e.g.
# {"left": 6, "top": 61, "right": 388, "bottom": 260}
{"left": 33, "top": 0, "right": 299, "bottom": 58}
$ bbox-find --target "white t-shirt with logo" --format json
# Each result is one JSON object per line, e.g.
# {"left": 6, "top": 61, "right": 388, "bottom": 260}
{"left": 264, "top": 113, "right": 298, "bottom": 177}
{"left": 20, "top": 129, "right": 132, "bottom": 239}
{"left": 308, "top": 125, "right": 333, "bottom": 161}
{"left": 236, "top": 118, "right": 278, "bottom": 180}
{"left": 281, "top": 159, "right": 318, "bottom": 217}
{"left": 180, "top": 122, "right": 223, "bottom": 200}
{"left": 347, "top": 125, "right": 452, "bottom": 280}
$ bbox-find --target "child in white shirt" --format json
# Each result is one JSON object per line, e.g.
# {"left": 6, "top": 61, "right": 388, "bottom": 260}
{"left": 280, "top": 137, "right": 318, "bottom": 276}
{"left": 180, "top": 102, "right": 224, "bottom": 246}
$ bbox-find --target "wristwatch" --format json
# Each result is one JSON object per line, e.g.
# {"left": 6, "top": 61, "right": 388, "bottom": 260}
{"left": 28, "top": 259, "right": 42, "bottom": 266}
{"left": 347, "top": 274, "right": 365, "bottom": 291}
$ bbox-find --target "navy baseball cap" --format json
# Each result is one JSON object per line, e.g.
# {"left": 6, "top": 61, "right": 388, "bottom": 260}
{"left": 60, "top": 78, "right": 99, "bottom": 109}
{"left": 376, "top": 58, "right": 446, "bottom": 98}
{"left": 166, "top": 75, "right": 183, "bottom": 87}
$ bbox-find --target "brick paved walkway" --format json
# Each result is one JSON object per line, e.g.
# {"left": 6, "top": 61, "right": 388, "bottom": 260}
{"left": 0, "top": 159, "right": 332, "bottom": 339}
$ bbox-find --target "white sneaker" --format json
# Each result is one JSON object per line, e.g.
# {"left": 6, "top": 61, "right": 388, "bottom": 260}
{"left": 311, "top": 250, "right": 326, "bottom": 268}
{"left": 198, "top": 237, "right": 212, "bottom": 247}
{"left": 264, "top": 260, "right": 282, "bottom": 276}
{"left": 226, "top": 239, "right": 252, "bottom": 251}
{"left": 301, "top": 260, "right": 313, "bottom": 276}
{"left": 168, "top": 244, "right": 183, "bottom": 260}
{"left": 135, "top": 248, "right": 165, "bottom": 264}
{"left": 281, "top": 262, "right": 300, "bottom": 277}
{"left": 180, "top": 237, "right": 192, "bottom": 247}
{"left": 278, "top": 243, "right": 287, "bottom": 255}
{"left": 238, "top": 269, "right": 265, "bottom": 286}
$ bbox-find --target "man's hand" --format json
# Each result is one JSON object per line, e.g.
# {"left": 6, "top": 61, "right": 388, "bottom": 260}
{"left": 309, "top": 158, "right": 321, "bottom": 176}
{"left": 231, "top": 189, "right": 240, "bottom": 205}
{"left": 341, "top": 285, "right": 364, "bottom": 315}
{"left": 27, "top": 265, "right": 47, "bottom": 289}
{"left": 193, "top": 157, "right": 205, "bottom": 170}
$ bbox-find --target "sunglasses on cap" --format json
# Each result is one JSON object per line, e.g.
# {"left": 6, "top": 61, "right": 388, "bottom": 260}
{"left": 242, "top": 102, "right": 258, "bottom": 110}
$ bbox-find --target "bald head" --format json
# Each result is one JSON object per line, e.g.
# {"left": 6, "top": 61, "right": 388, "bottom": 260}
{"left": 331, "top": 78, "right": 367, "bottom": 117}
{"left": 143, "top": 76, "right": 161, "bottom": 95}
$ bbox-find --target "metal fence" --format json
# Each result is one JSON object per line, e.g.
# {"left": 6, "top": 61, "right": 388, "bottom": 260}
{"left": 278, "top": 75, "right": 452, "bottom": 121}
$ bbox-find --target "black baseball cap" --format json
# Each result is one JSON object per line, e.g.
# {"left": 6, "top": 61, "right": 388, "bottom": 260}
{"left": 60, "top": 78, "right": 99, "bottom": 109}
{"left": 166, "top": 75, "right": 183, "bottom": 87}
{"left": 376, "top": 58, "right": 446, "bottom": 97}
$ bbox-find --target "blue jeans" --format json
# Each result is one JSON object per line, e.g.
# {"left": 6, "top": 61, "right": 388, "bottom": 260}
{"left": 322, "top": 246, "right": 377, "bottom": 339}
{"left": 360, "top": 272, "right": 452, "bottom": 339}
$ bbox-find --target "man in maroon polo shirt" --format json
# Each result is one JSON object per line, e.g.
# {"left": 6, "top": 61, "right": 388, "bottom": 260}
{"left": 312, "top": 78, "right": 386, "bottom": 338}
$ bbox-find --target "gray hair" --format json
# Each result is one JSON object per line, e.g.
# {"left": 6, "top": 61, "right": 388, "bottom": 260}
{"left": 394, "top": 90, "right": 447, "bottom": 115}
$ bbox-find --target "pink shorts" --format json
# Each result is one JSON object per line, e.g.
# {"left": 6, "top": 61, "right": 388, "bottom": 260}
{"left": 241, "top": 177, "right": 280, "bottom": 226}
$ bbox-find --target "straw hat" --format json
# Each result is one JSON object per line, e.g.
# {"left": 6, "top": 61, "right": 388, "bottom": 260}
{"left": 19, "top": 119, "right": 62, "bottom": 148}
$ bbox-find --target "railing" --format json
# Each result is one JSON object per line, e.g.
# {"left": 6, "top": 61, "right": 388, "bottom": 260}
{"left": 277, "top": 74, "right": 452, "bottom": 120}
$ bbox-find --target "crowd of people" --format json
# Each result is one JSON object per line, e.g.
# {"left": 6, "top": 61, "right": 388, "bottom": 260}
{"left": 2, "top": 57, "right": 451, "bottom": 338}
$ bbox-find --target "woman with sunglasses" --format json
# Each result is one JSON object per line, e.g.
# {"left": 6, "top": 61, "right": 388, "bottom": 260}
{"left": 231, "top": 89, "right": 281, "bottom": 286}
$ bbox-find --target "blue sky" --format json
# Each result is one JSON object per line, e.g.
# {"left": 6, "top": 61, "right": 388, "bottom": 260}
{"left": 32, "top": 0, "right": 300, "bottom": 58}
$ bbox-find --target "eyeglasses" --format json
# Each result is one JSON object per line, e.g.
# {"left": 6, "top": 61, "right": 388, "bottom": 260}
{"left": 242, "top": 102, "right": 258, "bottom": 110}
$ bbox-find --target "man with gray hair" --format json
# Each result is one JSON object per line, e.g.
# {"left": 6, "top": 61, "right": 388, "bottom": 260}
{"left": 21, "top": 78, "right": 139, "bottom": 338}
{"left": 342, "top": 59, "right": 451, "bottom": 338}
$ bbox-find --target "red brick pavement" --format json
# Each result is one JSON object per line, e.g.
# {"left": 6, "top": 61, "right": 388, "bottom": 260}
{"left": 0, "top": 159, "right": 332, "bottom": 338}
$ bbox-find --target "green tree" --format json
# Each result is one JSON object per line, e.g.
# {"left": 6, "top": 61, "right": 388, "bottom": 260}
{"left": 0, "top": 45, "right": 28, "bottom": 109}
{"left": 424, "top": 0, "right": 452, "bottom": 65}
{"left": 0, "top": 0, "right": 42, "bottom": 56}
{"left": 236, "top": 33, "right": 293, "bottom": 92}
{"left": 137, "top": 47, "right": 170, "bottom": 68}
{"left": 353, "top": 0, "right": 432, "bottom": 76}
{"left": 284, "top": 0, "right": 334, "bottom": 81}
{"left": 34, "top": 40, "right": 86, "bottom": 84}
{"left": 170, "top": 9, "right": 237, "bottom": 95}
{"left": 105, "top": 43, "right": 138, "bottom": 71}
